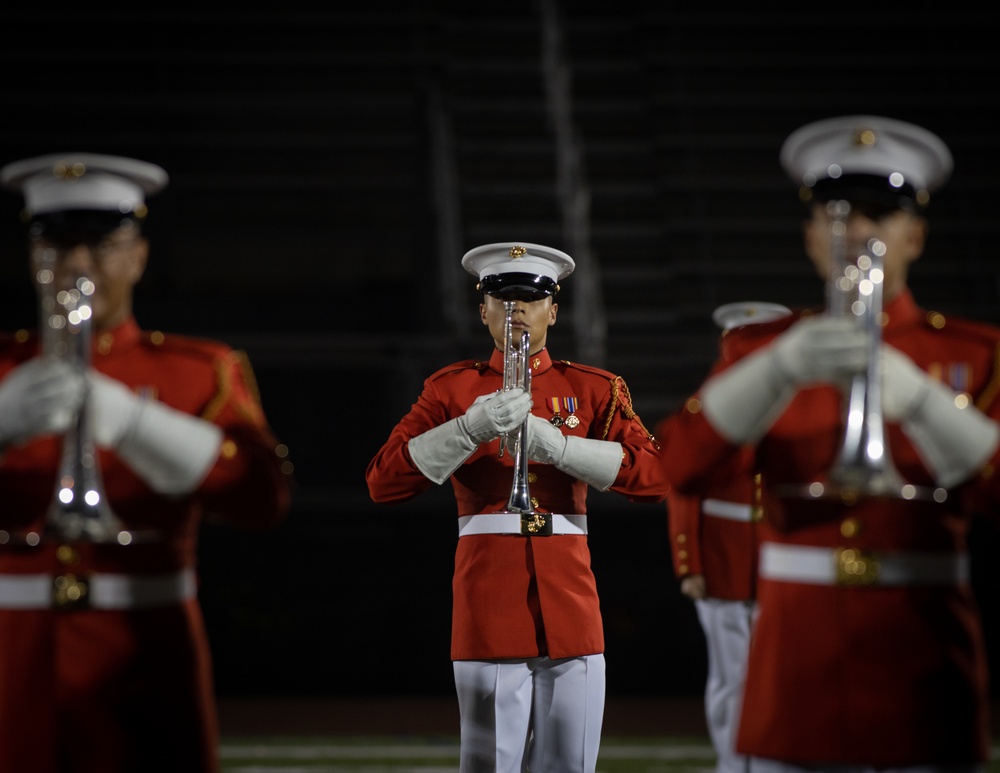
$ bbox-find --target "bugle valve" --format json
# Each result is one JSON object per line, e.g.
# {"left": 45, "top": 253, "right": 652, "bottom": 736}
{"left": 33, "top": 244, "right": 138, "bottom": 544}
{"left": 498, "top": 300, "right": 534, "bottom": 514}
{"left": 781, "top": 200, "right": 942, "bottom": 503}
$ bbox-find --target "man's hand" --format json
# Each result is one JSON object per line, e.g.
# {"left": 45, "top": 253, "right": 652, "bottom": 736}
{"left": 525, "top": 414, "right": 567, "bottom": 464}
{"left": 701, "top": 315, "right": 869, "bottom": 444}
{"left": 0, "top": 357, "right": 85, "bottom": 446}
{"left": 680, "top": 574, "right": 707, "bottom": 601}
{"left": 88, "top": 370, "right": 143, "bottom": 448}
{"left": 409, "top": 388, "right": 533, "bottom": 485}
{"left": 458, "top": 388, "right": 533, "bottom": 444}
{"left": 771, "top": 315, "right": 869, "bottom": 385}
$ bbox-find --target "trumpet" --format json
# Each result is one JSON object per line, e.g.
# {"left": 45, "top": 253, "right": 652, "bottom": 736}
{"left": 33, "top": 244, "right": 138, "bottom": 544}
{"left": 498, "top": 301, "right": 534, "bottom": 515}
{"left": 783, "top": 200, "right": 941, "bottom": 503}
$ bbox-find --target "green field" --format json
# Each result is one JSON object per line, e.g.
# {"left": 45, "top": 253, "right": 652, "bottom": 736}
{"left": 219, "top": 737, "right": 1000, "bottom": 773}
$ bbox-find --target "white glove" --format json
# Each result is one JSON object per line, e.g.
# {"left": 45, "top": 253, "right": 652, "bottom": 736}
{"left": 525, "top": 414, "right": 623, "bottom": 490}
{"left": 0, "top": 357, "right": 86, "bottom": 447}
{"left": 460, "top": 388, "right": 532, "bottom": 444}
{"left": 88, "top": 371, "right": 223, "bottom": 495}
{"left": 770, "top": 315, "right": 869, "bottom": 385}
{"left": 408, "top": 388, "right": 532, "bottom": 485}
{"left": 701, "top": 316, "right": 868, "bottom": 444}
{"left": 881, "top": 345, "right": 999, "bottom": 488}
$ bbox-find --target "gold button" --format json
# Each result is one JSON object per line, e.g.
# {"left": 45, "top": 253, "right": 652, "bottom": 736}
{"left": 678, "top": 564, "right": 689, "bottom": 574}
{"left": 685, "top": 397, "right": 702, "bottom": 414}
{"left": 56, "top": 544, "right": 79, "bottom": 565}
{"left": 97, "top": 333, "right": 113, "bottom": 354}
{"left": 840, "top": 517, "right": 861, "bottom": 538}
{"left": 221, "top": 439, "right": 238, "bottom": 459}
{"left": 676, "top": 534, "right": 687, "bottom": 543}
{"left": 149, "top": 331, "right": 165, "bottom": 345}
{"left": 677, "top": 550, "right": 688, "bottom": 559}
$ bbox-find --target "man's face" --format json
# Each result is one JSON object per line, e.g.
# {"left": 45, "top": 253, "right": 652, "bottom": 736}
{"left": 802, "top": 200, "right": 928, "bottom": 301}
{"left": 30, "top": 221, "right": 148, "bottom": 330}
{"left": 480, "top": 292, "right": 558, "bottom": 356}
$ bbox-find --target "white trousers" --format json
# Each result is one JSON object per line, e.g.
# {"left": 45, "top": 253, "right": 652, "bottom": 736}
{"left": 453, "top": 654, "right": 606, "bottom": 773}
{"left": 695, "top": 598, "right": 756, "bottom": 773}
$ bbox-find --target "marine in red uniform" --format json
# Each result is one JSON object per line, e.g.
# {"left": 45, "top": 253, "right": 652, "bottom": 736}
{"left": 0, "top": 153, "right": 292, "bottom": 773}
{"left": 658, "top": 116, "right": 1000, "bottom": 773}
{"left": 667, "top": 301, "right": 789, "bottom": 773}
{"left": 367, "top": 242, "right": 667, "bottom": 773}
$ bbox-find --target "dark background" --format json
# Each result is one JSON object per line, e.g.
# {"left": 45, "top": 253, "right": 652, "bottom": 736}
{"left": 2, "top": 4, "right": 999, "bottom": 702}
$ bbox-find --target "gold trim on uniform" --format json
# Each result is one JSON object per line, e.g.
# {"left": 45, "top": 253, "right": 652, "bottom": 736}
{"left": 53, "top": 573, "right": 89, "bottom": 609}
{"left": 520, "top": 512, "right": 552, "bottom": 536}
{"left": 835, "top": 547, "right": 880, "bottom": 586}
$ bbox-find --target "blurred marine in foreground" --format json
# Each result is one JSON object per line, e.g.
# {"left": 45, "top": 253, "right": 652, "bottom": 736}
{"left": 658, "top": 115, "right": 1000, "bottom": 772}
{"left": 0, "top": 152, "right": 293, "bottom": 773}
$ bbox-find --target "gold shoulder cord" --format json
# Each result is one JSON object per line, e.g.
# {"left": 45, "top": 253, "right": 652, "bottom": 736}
{"left": 974, "top": 342, "right": 1000, "bottom": 413}
{"left": 603, "top": 376, "right": 660, "bottom": 449}
{"left": 203, "top": 350, "right": 265, "bottom": 424}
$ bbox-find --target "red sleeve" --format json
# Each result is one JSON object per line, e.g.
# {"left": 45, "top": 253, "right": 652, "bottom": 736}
{"left": 365, "top": 378, "right": 445, "bottom": 505}
{"left": 196, "top": 350, "right": 292, "bottom": 530}
{"left": 602, "top": 376, "right": 670, "bottom": 502}
{"left": 666, "top": 490, "right": 702, "bottom": 579}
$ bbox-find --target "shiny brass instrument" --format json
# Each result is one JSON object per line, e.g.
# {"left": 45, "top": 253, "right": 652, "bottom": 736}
{"left": 498, "top": 301, "right": 534, "bottom": 515}
{"left": 781, "top": 200, "right": 943, "bottom": 503}
{"left": 33, "top": 245, "right": 139, "bottom": 544}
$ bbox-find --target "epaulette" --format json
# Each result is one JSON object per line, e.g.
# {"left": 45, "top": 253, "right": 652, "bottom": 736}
{"left": 556, "top": 359, "right": 617, "bottom": 381}
{"left": 424, "top": 359, "right": 485, "bottom": 382}
{"left": 919, "top": 310, "right": 1000, "bottom": 343}
{"left": 138, "top": 330, "right": 232, "bottom": 364}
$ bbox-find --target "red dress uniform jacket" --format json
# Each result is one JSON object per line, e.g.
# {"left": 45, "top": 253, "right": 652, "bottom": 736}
{"left": 666, "top": 447, "right": 760, "bottom": 601}
{"left": 0, "top": 317, "right": 292, "bottom": 773}
{"left": 658, "top": 290, "right": 1000, "bottom": 768}
{"left": 366, "top": 346, "right": 667, "bottom": 661}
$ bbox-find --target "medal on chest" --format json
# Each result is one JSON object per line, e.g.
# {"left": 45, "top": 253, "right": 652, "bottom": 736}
{"left": 548, "top": 396, "right": 580, "bottom": 428}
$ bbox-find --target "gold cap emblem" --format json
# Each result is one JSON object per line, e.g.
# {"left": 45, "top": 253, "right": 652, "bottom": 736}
{"left": 509, "top": 245, "right": 527, "bottom": 258}
{"left": 853, "top": 127, "right": 877, "bottom": 148}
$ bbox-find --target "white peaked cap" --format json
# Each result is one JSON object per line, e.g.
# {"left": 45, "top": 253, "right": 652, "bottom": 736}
{"left": 462, "top": 242, "right": 575, "bottom": 296}
{"left": 0, "top": 152, "right": 168, "bottom": 216}
{"left": 713, "top": 301, "right": 792, "bottom": 331}
{"left": 780, "top": 115, "right": 952, "bottom": 202}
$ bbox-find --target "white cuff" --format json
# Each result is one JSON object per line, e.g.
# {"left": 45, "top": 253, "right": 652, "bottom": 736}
{"left": 700, "top": 348, "right": 794, "bottom": 443}
{"left": 902, "top": 383, "right": 1000, "bottom": 488}
{"left": 116, "top": 400, "right": 223, "bottom": 495}
{"left": 556, "top": 436, "right": 623, "bottom": 491}
{"left": 407, "top": 418, "right": 478, "bottom": 485}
